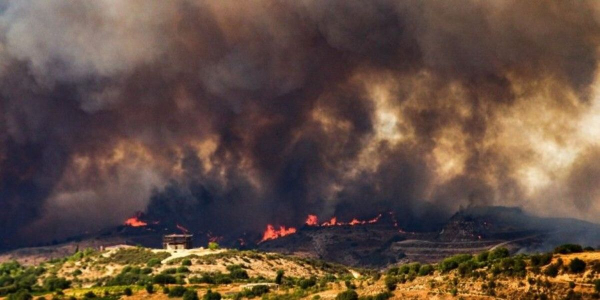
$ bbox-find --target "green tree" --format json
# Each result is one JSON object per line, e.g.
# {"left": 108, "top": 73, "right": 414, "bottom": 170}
{"left": 124, "top": 287, "right": 133, "bottom": 296}
{"left": 208, "top": 242, "right": 219, "bottom": 250}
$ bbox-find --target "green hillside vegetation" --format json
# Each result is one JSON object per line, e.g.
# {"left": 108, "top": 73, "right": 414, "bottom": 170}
{"left": 0, "top": 244, "right": 599, "bottom": 299}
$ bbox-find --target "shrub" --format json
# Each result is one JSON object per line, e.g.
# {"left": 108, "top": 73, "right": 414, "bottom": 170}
{"left": 489, "top": 248, "right": 510, "bottom": 260}
{"left": 418, "top": 264, "right": 434, "bottom": 276}
{"left": 554, "top": 244, "right": 583, "bottom": 254}
{"left": 251, "top": 285, "right": 269, "bottom": 296}
{"left": 83, "top": 291, "right": 96, "bottom": 298}
{"left": 102, "top": 248, "right": 170, "bottom": 265}
{"left": 439, "top": 254, "right": 473, "bottom": 273}
{"left": 457, "top": 260, "right": 477, "bottom": 277}
{"left": 147, "top": 258, "right": 162, "bottom": 268}
{"left": 6, "top": 290, "right": 32, "bottom": 300}
{"left": 203, "top": 290, "right": 221, "bottom": 300}
{"left": 181, "top": 259, "right": 192, "bottom": 266}
{"left": 476, "top": 251, "right": 489, "bottom": 262}
{"left": 530, "top": 253, "right": 553, "bottom": 267}
{"left": 335, "top": 290, "right": 358, "bottom": 300}
{"left": 208, "top": 242, "right": 220, "bottom": 250}
{"left": 43, "top": 276, "right": 70, "bottom": 291}
{"left": 384, "top": 276, "right": 397, "bottom": 291}
{"left": 168, "top": 286, "right": 187, "bottom": 298}
{"left": 594, "top": 279, "right": 600, "bottom": 293}
{"left": 544, "top": 264, "right": 559, "bottom": 277}
{"left": 183, "top": 290, "right": 199, "bottom": 300}
{"left": 176, "top": 266, "right": 190, "bottom": 273}
{"left": 569, "top": 258, "right": 586, "bottom": 273}
{"left": 298, "top": 277, "right": 317, "bottom": 289}
{"left": 146, "top": 283, "right": 154, "bottom": 294}
{"left": 275, "top": 270, "right": 284, "bottom": 284}
{"left": 227, "top": 266, "right": 248, "bottom": 280}
{"left": 153, "top": 274, "right": 177, "bottom": 284}
{"left": 124, "top": 287, "right": 133, "bottom": 296}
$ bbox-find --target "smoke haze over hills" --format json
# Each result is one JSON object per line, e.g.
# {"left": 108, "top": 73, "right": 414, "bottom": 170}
{"left": 2, "top": 0, "right": 600, "bottom": 248}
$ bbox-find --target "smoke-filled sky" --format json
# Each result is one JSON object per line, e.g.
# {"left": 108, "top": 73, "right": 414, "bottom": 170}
{"left": 2, "top": 0, "right": 600, "bottom": 247}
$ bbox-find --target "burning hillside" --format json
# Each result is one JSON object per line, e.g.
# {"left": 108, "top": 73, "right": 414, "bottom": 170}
{"left": 259, "top": 213, "right": 389, "bottom": 243}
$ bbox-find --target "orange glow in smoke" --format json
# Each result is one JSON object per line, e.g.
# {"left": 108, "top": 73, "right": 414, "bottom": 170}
{"left": 124, "top": 214, "right": 147, "bottom": 227}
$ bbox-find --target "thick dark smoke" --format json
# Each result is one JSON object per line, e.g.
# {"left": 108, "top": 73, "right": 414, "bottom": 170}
{"left": 2, "top": 0, "right": 600, "bottom": 247}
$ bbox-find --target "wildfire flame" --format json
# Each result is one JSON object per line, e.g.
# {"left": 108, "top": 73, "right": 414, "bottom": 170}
{"left": 305, "top": 214, "right": 318, "bottom": 226}
{"left": 261, "top": 213, "right": 385, "bottom": 243}
{"left": 124, "top": 213, "right": 147, "bottom": 227}
{"left": 304, "top": 213, "right": 382, "bottom": 227}
{"left": 260, "top": 224, "right": 297, "bottom": 242}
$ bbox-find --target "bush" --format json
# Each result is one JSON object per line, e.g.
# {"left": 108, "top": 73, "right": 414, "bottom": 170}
{"left": 153, "top": 274, "right": 177, "bottom": 284}
{"left": 439, "top": 254, "right": 473, "bottom": 273}
{"left": 476, "top": 251, "right": 489, "bottom": 262}
{"left": 6, "top": 290, "right": 32, "bottom": 300}
{"left": 384, "top": 276, "right": 397, "bottom": 291}
{"left": 102, "top": 248, "right": 170, "bottom": 265}
{"left": 227, "top": 266, "right": 248, "bottom": 280}
{"left": 489, "top": 248, "right": 510, "bottom": 260}
{"left": 203, "top": 290, "right": 221, "bottom": 300}
{"left": 569, "top": 258, "right": 586, "bottom": 273}
{"left": 208, "top": 242, "right": 220, "bottom": 250}
{"left": 275, "top": 270, "right": 284, "bottom": 284}
{"left": 183, "top": 290, "right": 199, "bottom": 300}
{"left": 124, "top": 287, "right": 133, "bottom": 296}
{"left": 418, "top": 264, "right": 434, "bottom": 276}
{"left": 530, "top": 253, "right": 553, "bottom": 267}
{"left": 168, "top": 286, "right": 187, "bottom": 298}
{"left": 457, "top": 260, "right": 477, "bottom": 277}
{"left": 43, "top": 276, "right": 70, "bottom": 291}
{"left": 251, "top": 285, "right": 269, "bottom": 296}
{"left": 147, "top": 258, "right": 162, "bottom": 268}
{"left": 181, "top": 259, "right": 192, "bottom": 266}
{"left": 146, "top": 283, "right": 154, "bottom": 294}
{"left": 83, "top": 291, "right": 96, "bottom": 298}
{"left": 335, "top": 290, "right": 358, "bottom": 300}
{"left": 544, "top": 264, "right": 559, "bottom": 277}
{"left": 554, "top": 244, "right": 583, "bottom": 254}
{"left": 298, "top": 277, "right": 317, "bottom": 289}
{"left": 594, "top": 279, "right": 600, "bottom": 293}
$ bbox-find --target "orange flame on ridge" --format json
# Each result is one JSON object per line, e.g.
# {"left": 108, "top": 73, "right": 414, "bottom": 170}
{"left": 260, "top": 225, "right": 297, "bottom": 242}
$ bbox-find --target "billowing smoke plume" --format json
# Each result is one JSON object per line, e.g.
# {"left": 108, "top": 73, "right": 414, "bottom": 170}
{"left": 2, "top": 0, "right": 600, "bottom": 247}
